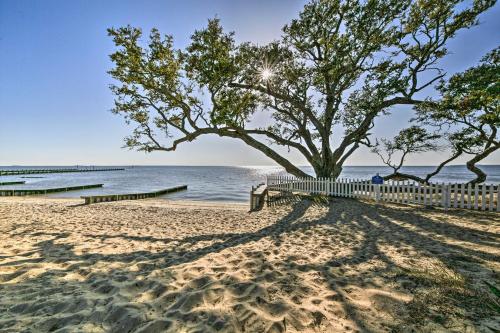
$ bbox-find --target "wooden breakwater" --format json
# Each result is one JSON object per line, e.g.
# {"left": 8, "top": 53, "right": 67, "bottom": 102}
{"left": 81, "top": 185, "right": 188, "bottom": 204}
{"left": 0, "top": 168, "right": 124, "bottom": 176}
{"left": 0, "top": 181, "right": 25, "bottom": 186}
{"left": 0, "top": 184, "right": 103, "bottom": 196}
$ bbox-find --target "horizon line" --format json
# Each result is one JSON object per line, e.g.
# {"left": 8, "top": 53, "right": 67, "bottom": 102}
{"left": 1, "top": 164, "right": 499, "bottom": 168}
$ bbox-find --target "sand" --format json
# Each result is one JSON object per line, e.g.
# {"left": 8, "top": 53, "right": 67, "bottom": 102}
{"left": 0, "top": 196, "right": 499, "bottom": 332}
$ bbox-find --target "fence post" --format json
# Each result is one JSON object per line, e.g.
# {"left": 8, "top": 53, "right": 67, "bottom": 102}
{"left": 250, "top": 186, "right": 254, "bottom": 211}
{"left": 497, "top": 185, "right": 500, "bottom": 212}
{"left": 442, "top": 184, "right": 450, "bottom": 210}
{"left": 375, "top": 184, "right": 380, "bottom": 203}
{"left": 474, "top": 184, "right": 479, "bottom": 210}
{"left": 467, "top": 183, "right": 472, "bottom": 209}
{"left": 446, "top": 183, "right": 456, "bottom": 208}
{"left": 447, "top": 183, "right": 452, "bottom": 209}
{"left": 481, "top": 184, "right": 486, "bottom": 211}
{"left": 489, "top": 184, "right": 494, "bottom": 211}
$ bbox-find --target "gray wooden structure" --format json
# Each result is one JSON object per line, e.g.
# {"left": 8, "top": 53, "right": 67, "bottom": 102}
{"left": 250, "top": 183, "right": 268, "bottom": 211}
{"left": 0, "top": 184, "right": 103, "bottom": 196}
{"left": 81, "top": 185, "right": 188, "bottom": 204}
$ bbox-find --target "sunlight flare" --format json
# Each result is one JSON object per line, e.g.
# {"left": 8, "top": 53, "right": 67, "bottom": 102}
{"left": 259, "top": 66, "right": 274, "bottom": 81}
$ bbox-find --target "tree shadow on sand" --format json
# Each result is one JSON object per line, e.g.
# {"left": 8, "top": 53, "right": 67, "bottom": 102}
{"left": 0, "top": 198, "right": 499, "bottom": 332}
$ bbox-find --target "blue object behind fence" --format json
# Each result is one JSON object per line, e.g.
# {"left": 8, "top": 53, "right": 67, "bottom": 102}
{"left": 372, "top": 174, "right": 384, "bottom": 184}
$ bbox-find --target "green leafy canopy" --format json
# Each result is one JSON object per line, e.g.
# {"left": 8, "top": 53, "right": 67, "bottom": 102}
{"left": 107, "top": 0, "right": 496, "bottom": 179}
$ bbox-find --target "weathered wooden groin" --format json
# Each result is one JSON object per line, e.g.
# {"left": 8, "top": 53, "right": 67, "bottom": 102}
{"left": 0, "top": 184, "right": 103, "bottom": 196}
{"left": 0, "top": 168, "right": 124, "bottom": 176}
{"left": 0, "top": 181, "right": 25, "bottom": 186}
{"left": 81, "top": 185, "right": 188, "bottom": 204}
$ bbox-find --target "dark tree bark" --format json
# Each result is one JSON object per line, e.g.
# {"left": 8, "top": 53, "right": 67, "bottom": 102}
{"left": 383, "top": 172, "right": 425, "bottom": 183}
{"left": 466, "top": 144, "right": 499, "bottom": 185}
{"left": 424, "top": 150, "right": 463, "bottom": 183}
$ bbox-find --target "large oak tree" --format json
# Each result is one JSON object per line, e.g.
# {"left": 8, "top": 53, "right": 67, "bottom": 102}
{"left": 108, "top": 0, "right": 495, "bottom": 178}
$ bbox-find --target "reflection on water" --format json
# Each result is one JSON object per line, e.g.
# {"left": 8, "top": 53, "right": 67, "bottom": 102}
{"left": 0, "top": 165, "right": 499, "bottom": 202}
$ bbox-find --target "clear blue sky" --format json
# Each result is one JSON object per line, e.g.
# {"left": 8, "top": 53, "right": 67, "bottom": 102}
{"left": 0, "top": 0, "right": 498, "bottom": 166}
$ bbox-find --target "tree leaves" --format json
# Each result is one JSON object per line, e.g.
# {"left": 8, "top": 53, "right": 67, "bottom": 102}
{"left": 372, "top": 126, "right": 441, "bottom": 172}
{"left": 107, "top": 0, "right": 496, "bottom": 178}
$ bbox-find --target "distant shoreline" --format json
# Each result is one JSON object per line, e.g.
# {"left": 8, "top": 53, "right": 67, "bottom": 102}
{"left": 2, "top": 164, "right": 499, "bottom": 168}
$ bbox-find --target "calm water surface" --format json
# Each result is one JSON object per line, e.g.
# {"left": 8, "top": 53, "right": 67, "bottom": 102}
{"left": 1, "top": 165, "right": 499, "bottom": 203}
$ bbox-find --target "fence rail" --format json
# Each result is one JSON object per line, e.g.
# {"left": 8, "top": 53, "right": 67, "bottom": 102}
{"left": 266, "top": 176, "right": 499, "bottom": 212}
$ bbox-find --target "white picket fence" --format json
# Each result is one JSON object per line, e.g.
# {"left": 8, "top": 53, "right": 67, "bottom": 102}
{"left": 266, "top": 176, "right": 500, "bottom": 212}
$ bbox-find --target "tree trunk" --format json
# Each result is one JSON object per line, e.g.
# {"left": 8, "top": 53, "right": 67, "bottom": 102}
{"left": 383, "top": 172, "right": 425, "bottom": 183}
{"left": 466, "top": 162, "right": 486, "bottom": 185}
{"left": 424, "top": 149, "right": 462, "bottom": 183}
{"left": 466, "top": 144, "right": 499, "bottom": 185}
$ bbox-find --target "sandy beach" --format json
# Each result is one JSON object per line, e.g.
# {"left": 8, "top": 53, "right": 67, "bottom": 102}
{"left": 0, "top": 196, "right": 499, "bottom": 332}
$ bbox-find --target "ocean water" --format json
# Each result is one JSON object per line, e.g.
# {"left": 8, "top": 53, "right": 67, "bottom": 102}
{"left": 1, "top": 165, "right": 499, "bottom": 203}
